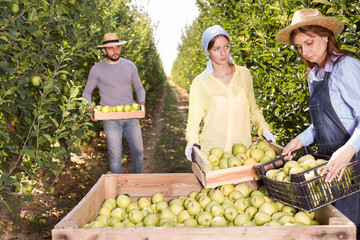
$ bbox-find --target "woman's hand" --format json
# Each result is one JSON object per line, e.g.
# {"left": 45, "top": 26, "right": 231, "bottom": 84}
{"left": 320, "top": 144, "right": 356, "bottom": 182}
{"left": 282, "top": 137, "right": 303, "bottom": 160}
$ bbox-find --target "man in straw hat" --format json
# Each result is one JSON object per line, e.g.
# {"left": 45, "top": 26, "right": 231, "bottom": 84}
{"left": 82, "top": 33, "right": 145, "bottom": 174}
{"left": 278, "top": 9, "right": 360, "bottom": 238}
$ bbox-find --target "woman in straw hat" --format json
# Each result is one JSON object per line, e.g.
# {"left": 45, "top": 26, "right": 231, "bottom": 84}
{"left": 278, "top": 9, "right": 360, "bottom": 236}
{"left": 185, "top": 25, "right": 276, "bottom": 160}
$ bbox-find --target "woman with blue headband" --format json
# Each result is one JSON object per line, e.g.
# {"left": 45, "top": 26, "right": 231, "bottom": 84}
{"left": 185, "top": 25, "right": 276, "bottom": 160}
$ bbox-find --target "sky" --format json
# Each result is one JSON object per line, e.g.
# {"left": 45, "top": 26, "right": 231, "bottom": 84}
{"left": 133, "top": 0, "right": 199, "bottom": 76}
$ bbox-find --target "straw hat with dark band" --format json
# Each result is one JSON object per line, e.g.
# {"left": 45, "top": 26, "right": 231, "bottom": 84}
{"left": 96, "top": 33, "right": 127, "bottom": 48}
{"left": 276, "top": 9, "right": 344, "bottom": 45}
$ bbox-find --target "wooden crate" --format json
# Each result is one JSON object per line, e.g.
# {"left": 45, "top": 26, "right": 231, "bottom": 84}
{"left": 94, "top": 105, "right": 145, "bottom": 120}
{"left": 192, "top": 142, "right": 284, "bottom": 188}
{"left": 52, "top": 173, "right": 356, "bottom": 240}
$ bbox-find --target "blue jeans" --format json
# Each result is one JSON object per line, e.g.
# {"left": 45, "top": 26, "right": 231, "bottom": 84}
{"left": 103, "top": 118, "right": 143, "bottom": 173}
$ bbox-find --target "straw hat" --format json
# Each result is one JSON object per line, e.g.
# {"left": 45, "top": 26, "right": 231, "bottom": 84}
{"left": 96, "top": 33, "right": 127, "bottom": 48}
{"left": 276, "top": 9, "right": 344, "bottom": 45}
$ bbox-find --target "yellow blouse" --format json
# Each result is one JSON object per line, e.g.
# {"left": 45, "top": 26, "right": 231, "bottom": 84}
{"left": 185, "top": 64, "right": 270, "bottom": 153}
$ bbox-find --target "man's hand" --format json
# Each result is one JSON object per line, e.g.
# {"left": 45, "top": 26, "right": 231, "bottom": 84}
{"left": 89, "top": 108, "right": 97, "bottom": 122}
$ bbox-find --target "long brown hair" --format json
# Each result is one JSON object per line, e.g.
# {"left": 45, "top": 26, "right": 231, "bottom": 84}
{"left": 290, "top": 25, "right": 343, "bottom": 69}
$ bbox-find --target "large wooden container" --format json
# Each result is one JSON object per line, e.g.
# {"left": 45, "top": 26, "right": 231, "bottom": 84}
{"left": 192, "top": 142, "right": 284, "bottom": 188}
{"left": 52, "top": 173, "right": 356, "bottom": 240}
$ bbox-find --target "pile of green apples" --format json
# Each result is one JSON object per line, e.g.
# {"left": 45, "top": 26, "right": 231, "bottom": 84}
{"left": 82, "top": 182, "right": 319, "bottom": 229}
{"left": 265, "top": 154, "right": 328, "bottom": 182}
{"left": 202, "top": 141, "right": 278, "bottom": 171}
{"left": 94, "top": 103, "right": 140, "bottom": 113}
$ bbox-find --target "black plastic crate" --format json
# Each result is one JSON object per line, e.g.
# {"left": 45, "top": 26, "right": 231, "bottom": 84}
{"left": 257, "top": 147, "right": 360, "bottom": 212}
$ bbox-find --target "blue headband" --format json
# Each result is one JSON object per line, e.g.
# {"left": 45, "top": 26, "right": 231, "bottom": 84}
{"left": 201, "top": 25, "right": 233, "bottom": 79}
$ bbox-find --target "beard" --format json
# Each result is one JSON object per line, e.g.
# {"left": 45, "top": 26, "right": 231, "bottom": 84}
{"left": 106, "top": 53, "right": 120, "bottom": 62}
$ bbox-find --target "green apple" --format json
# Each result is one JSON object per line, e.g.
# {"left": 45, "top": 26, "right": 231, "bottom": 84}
{"left": 258, "top": 202, "right": 277, "bottom": 216}
{"left": 227, "top": 156, "right": 242, "bottom": 168}
{"left": 264, "top": 220, "right": 282, "bottom": 226}
{"left": 126, "top": 202, "right": 140, "bottom": 213}
{"left": 297, "top": 154, "right": 315, "bottom": 164}
{"left": 250, "top": 148, "right": 265, "bottom": 161}
{"left": 281, "top": 205, "right": 297, "bottom": 216}
{"left": 303, "top": 210, "right": 315, "bottom": 220}
{"left": 170, "top": 203, "right": 184, "bottom": 215}
{"left": 258, "top": 141, "right": 269, "bottom": 150}
{"left": 109, "top": 216, "right": 121, "bottom": 227}
{"left": 155, "top": 201, "right": 168, "bottom": 213}
{"left": 123, "top": 222, "right": 136, "bottom": 228}
{"left": 243, "top": 157, "right": 257, "bottom": 165}
{"left": 177, "top": 209, "right": 192, "bottom": 223}
{"left": 289, "top": 166, "right": 304, "bottom": 175}
{"left": 184, "top": 218, "right": 198, "bottom": 227}
{"left": 21, "top": 182, "right": 33, "bottom": 194}
{"left": 101, "top": 105, "right": 111, "bottom": 113}
{"left": 245, "top": 206, "right": 258, "bottom": 220}
{"left": 222, "top": 152, "right": 234, "bottom": 159}
{"left": 123, "top": 105, "right": 131, "bottom": 112}
{"left": 274, "top": 201, "right": 284, "bottom": 212}
{"left": 131, "top": 103, "right": 140, "bottom": 111}
{"left": 210, "top": 204, "right": 224, "bottom": 217}
{"left": 211, "top": 216, "right": 227, "bottom": 226}
{"left": 137, "top": 197, "right": 151, "bottom": 209}
{"left": 96, "top": 215, "right": 110, "bottom": 226}
{"left": 224, "top": 206, "right": 238, "bottom": 221}
{"left": 220, "top": 184, "right": 235, "bottom": 197}
{"left": 235, "top": 183, "right": 253, "bottom": 198}
{"left": 99, "top": 207, "right": 111, "bottom": 217}
{"left": 136, "top": 222, "right": 145, "bottom": 227}
{"left": 264, "top": 148, "right": 276, "bottom": 159}
{"left": 204, "top": 200, "right": 218, "bottom": 212}
{"left": 90, "top": 220, "right": 106, "bottom": 228}
{"left": 143, "top": 214, "right": 159, "bottom": 226}
{"left": 188, "top": 190, "right": 199, "bottom": 199}
{"left": 253, "top": 211, "right": 271, "bottom": 226}
{"left": 271, "top": 212, "right": 287, "bottom": 221}
{"left": 234, "top": 213, "right": 251, "bottom": 226}
{"left": 141, "top": 209, "right": 149, "bottom": 218}
{"left": 209, "top": 189, "right": 225, "bottom": 204}
{"left": 159, "top": 208, "right": 176, "bottom": 221}
{"left": 170, "top": 198, "right": 184, "bottom": 206}
{"left": 112, "top": 222, "right": 124, "bottom": 228}
{"left": 186, "top": 200, "right": 201, "bottom": 216}
{"left": 151, "top": 192, "right": 164, "bottom": 204}
{"left": 12, "top": 3, "right": 20, "bottom": 13}
{"left": 232, "top": 143, "right": 247, "bottom": 155}
{"left": 207, "top": 154, "right": 220, "bottom": 166}
{"left": 198, "top": 195, "right": 212, "bottom": 209}
{"left": 115, "top": 105, "right": 124, "bottom": 112}
{"left": 278, "top": 215, "right": 295, "bottom": 225}
{"left": 235, "top": 152, "right": 248, "bottom": 163}
{"left": 31, "top": 76, "right": 41, "bottom": 87}
{"left": 234, "top": 198, "right": 250, "bottom": 213}
{"left": 300, "top": 159, "right": 317, "bottom": 170}
{"left": 196, "top": 211, "right": 213, "bottom": 226}
{"left": 274, "top": 171, "right": 286, "bottom": 181}
{"left": 111, "top": 207, "right": 126, "bottom": 221}
{"left": 209, "top": 147, "right": 224, "bottom": 158}
{"left": 228, "top": 190, "right": 243, "bottom": 201}
{"left": 212, "top": 165, "right": 220, "bottom": 170}
{"left": 294, "top": 211, "right": 312, "bottom": 225}
{"left": 283, "top": 160, "right": 301, "bottom": 175}
{"left": 260, "top": 155, "right": 272, "bottom": 163}
{"left": 265, "top": 169, "right": 280, "bottom": 179}
{"left": 195, "top": 192, "right": 207, "bottom": 202}
{"left": 102, "top": 200, "right": 116, "bottom": 211}
{"left": 250, "top": 194, "right": 266, "bottom": 209}
{"left": 219, "top": 158, "right": 229, "bottom": 169}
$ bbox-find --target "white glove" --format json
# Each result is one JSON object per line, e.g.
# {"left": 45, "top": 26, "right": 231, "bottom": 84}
{"left": 185, "top": 143, "right": 200, "bottom": 161}
{"left": 263, "top": 130, "right": 276, "bottom": 143}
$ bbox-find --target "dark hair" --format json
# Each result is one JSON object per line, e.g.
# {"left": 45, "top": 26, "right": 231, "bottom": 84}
{"left": 290, "top": 25, "right": 343, "bottom": 69}
{"left": 207, "top": 34, "right": 229, "bottom": 50}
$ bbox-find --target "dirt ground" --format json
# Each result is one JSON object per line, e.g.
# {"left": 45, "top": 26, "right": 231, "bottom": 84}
{"left": 0, "top": 79, "right": 189, "bottom": 240}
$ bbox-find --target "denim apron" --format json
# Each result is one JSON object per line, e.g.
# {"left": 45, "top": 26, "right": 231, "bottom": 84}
{"left": 309, "top": 63, "right": 360, "bottom": 239}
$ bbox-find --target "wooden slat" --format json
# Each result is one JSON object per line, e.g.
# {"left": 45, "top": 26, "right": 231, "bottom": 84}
{"left": 193, "top": 147, "right": 212, "bottom": 172}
